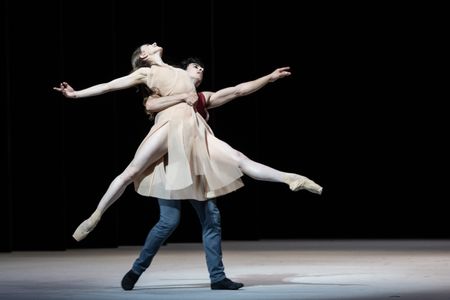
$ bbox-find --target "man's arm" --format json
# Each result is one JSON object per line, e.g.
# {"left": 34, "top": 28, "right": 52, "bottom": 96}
{"left": 204, "top": 67, "right": 291, "bottom": 109}
{"left": 145, "top": 92, "right": 198, "bottom": 113}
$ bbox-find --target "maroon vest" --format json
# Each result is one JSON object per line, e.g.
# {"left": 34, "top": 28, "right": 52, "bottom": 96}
{"left": 195, "top": 92, "right": 209, "bottom": 121}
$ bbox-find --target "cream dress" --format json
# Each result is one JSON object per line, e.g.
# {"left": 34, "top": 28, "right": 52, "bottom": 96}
{"left": 134, "top": 65, "right": 244, "bottom": 200}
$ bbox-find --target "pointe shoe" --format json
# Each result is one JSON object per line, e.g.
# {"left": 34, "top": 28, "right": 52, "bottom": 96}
{"left": 72, "top": 210, "right": 102, "bottom": 242}
{"left": 285, "top": 174, "right": 323, "bottom": 194}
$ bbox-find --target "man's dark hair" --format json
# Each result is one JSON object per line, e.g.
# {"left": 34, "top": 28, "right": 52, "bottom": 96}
{"left": 180, "top": 57, "right": 205, "bottom": 70}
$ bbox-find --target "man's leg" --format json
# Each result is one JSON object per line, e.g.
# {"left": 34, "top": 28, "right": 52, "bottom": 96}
{"left": 122, "top": 199, "right": 181, "bottom": 290}
{"left": 190, "top": 199, "right": 244, "bottom": 290}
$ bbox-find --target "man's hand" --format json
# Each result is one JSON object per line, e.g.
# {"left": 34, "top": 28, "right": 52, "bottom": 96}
{"left": 184, "top": 92, "right": 198, "bottom": 106}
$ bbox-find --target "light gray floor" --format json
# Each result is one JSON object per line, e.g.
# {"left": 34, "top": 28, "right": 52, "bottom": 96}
{"left": 1, "top": 240, "right": 450, "bottom": 300}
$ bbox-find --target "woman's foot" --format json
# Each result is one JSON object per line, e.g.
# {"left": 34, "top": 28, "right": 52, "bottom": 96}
{"left": 72, "top": 210, "right": 102, "bottom": 241}
{"left": 285, "top": 174, "right": 323, "bottom": 194}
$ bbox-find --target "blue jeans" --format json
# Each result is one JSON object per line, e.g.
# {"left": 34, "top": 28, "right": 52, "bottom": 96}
{"left": 131, "top": 198, "right": 226, "bottom": 283}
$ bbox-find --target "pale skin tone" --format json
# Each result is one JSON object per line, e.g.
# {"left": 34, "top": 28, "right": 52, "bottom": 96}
{"left": 145, "top": 64, "right": 292, "bottom": 111}
{"left": 53, "top": 43, "right": 183, "bottom": 215}
{"left": 54, "top": 43, "right": 319, "bottom": 241}
{"left": 145, "top": 63, "right": 297, "bottom": 183}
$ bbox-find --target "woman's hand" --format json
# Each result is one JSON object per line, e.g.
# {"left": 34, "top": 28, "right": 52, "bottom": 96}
{"left": 53, "top": 82, "right": 77, "bottom": 98}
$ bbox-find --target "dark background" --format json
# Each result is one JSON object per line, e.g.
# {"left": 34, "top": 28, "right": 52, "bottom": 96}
{"left": 2, "top": 1, "right": 448, "bottom": 251}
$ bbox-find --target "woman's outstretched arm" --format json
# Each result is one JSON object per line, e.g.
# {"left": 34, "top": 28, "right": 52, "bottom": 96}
{"left": 53, "top": 67, "right": 151, "bottom": 99}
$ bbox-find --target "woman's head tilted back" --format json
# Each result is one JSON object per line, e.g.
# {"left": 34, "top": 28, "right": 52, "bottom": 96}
{"left": 130, "top": 43, "right": 164, "bottom": 118}
{"left": 131, "top": 42, "right": 163, "bottom": 71}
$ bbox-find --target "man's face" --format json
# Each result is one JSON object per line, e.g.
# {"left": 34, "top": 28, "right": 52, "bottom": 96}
{"left": 186, "top": 63, "right": 204, "bottom": 87}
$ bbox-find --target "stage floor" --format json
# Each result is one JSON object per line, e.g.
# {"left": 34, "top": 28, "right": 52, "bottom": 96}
{"left": 1, "top": 240, "right": 450, "bottom": 300}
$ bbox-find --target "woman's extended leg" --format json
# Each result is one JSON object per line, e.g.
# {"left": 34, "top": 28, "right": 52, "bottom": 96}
{"left": 213, "top": 139, "right": 322, "bottom": 194}
{"left": 73, "top": 125, "right": 170, "bottom": 241}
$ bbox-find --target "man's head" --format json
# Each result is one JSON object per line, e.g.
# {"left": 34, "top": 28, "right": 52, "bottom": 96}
{"left": 181, "top": 57, "right": 205, "bottom": 87}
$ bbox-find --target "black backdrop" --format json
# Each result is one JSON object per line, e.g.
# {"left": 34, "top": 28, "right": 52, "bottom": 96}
{"left": 2, "top": 1, "right": 448, "bottom": 251}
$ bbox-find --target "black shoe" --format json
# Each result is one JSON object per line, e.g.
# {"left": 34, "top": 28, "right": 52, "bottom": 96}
{"left": 211, "top": 278, "right": 244, "bottom": 290}
{"left": 121, "top": 269, "right": 140, "bottom": 291}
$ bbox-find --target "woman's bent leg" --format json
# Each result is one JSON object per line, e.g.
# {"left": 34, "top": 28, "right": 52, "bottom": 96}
{"left": 73, "top": 125, "right": 169, "bottom": 241}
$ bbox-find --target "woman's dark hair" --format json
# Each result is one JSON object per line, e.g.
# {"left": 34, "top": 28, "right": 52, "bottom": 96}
{"left": 180, "top": 57, "right": 205, "bottom": 70}
{"left": 131, "top": 45, "right": 151, "bottom": 71}
{"left": 142, "top": 90, "right": 160, "bottom": 121}
{"left": 130, "top": 44, "right": 158, "bottom": 120}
